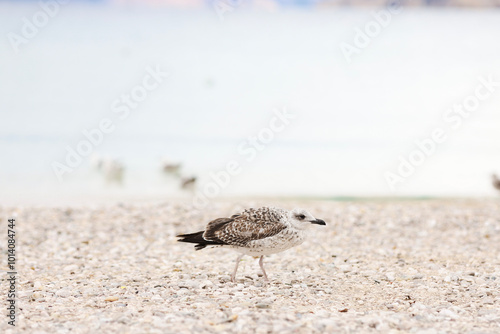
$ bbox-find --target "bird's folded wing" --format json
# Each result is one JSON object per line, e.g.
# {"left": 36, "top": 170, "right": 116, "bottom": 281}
{"left": 203, "top": 213, "right": 287, "bottom": 247}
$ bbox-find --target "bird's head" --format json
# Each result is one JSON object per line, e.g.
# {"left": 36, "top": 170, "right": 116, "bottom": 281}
{"left": 289, "top": 208, "right": 326, "bottom": 230}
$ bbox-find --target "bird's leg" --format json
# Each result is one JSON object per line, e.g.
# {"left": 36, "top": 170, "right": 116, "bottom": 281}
{"left": 259, "top": 256, "right": 269, "bottom": 281}
{"left": 231, "top": 254, "right": 244, "bottom": 282}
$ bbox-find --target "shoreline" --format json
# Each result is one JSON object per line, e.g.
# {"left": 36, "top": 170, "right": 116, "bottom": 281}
{"left": 1, "top": 195, "right": 498, "bottom": 209}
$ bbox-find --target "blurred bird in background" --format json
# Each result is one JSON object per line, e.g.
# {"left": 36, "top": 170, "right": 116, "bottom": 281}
{"left": 180, "top": 176, "right": 197, "bottom": 190}
{"left": 492, "top": 174, "right": 500, "bottom": 192}
{"left": 91, "top": 154, "right": 125, "bottom": 185}
{"left": 161, "top": 158, "right": 182, "bottom": 176}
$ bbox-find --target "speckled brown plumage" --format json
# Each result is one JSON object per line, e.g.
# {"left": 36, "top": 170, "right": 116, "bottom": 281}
{"left": 203, "top": 208, "right": 288, "bottom": 247}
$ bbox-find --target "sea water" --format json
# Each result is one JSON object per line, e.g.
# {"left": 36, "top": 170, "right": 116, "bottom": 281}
{"left": 1, "top": 3, "right": 499, "bottom": 204}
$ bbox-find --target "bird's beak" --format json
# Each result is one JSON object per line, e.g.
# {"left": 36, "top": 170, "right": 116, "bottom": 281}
{"left": 311, "top": 219, "right": 326, "bottom": 226}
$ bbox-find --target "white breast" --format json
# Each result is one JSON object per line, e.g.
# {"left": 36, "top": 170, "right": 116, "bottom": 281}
{"left": 232, "top": 228, "right": 306, "bottom": 256}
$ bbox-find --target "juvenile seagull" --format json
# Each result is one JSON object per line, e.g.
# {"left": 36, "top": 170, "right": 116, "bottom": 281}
{"left": 177, "top": 207, "right": 326, "bottom": 282}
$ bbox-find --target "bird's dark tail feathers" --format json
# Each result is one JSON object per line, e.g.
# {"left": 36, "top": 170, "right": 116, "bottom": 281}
{"left": 176, "top": 231, "right": 224, "bottom": 250}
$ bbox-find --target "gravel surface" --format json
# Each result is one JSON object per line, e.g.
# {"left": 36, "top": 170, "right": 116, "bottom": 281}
{"left": 1, "top": 199, "right": 499, "bottom": 333}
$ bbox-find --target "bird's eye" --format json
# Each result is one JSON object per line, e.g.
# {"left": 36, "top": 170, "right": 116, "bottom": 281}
{"left": 296, "top": 214, "right": 305, "bottom": 220}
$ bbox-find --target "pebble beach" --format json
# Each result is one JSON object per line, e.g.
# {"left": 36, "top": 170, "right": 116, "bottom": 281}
{"left": 2, "top": 199, "right": 499, "bottom": 333}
